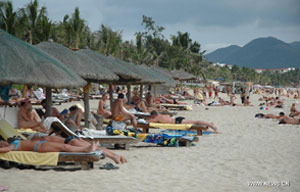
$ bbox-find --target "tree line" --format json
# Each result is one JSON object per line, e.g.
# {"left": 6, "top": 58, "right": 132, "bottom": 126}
{"left": 1, "top": 0, "right": 299, "bottom": 87}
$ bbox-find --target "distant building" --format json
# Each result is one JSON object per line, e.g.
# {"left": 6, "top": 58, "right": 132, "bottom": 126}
{"left": 213, "top": 62, "right": 233, "bottom": 69}
{"left": 254, "top": 67, "right": 296, "bottom": 73}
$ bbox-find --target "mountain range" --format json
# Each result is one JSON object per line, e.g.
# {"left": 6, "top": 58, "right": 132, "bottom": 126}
{"left": 205, "top": 37, "right": 300, "bottom": 69}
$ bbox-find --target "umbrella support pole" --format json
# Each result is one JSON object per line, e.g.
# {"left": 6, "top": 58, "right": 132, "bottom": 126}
{"left": 139, "top": 84, "right": 144, "bottom": 101}
{"left": 83, "top": 83, "right": 91, "bottom": 128}
{"left": 45, "top": 88, "right": 52, "bottom": 118}
{"left": 109, "top": 84, "right": 113, "bottom": 110}
{"left": 127, "top": 85, "right": 131, "bottom": 104}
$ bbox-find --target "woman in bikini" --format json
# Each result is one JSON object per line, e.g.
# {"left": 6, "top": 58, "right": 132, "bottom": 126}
{"left": 0, "top": 138, "right": 98, "bottom": 153}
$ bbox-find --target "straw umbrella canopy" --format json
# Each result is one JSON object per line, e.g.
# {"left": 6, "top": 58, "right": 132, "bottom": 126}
{"left": 35, "top": 41, "right": 119, "bottom": 83}
{"left": 35, "top": 41, "right": 120, "bottom": 127}
{"left": 0, "top": 30, "right": 86, "bottom": 117}
{"left": 0, "top": 30, "right": 86, "bottom": 88}
{"left": 76, "top": 49, "right": 141, "bottom": 82}
{"left": 170, "top": 69, "right": 197, "bottom": 81}
{"left": 150, "top": 66, "right": 179, "bottom": 87}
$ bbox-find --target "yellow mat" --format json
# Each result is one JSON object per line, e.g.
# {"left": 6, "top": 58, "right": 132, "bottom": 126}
{"left": 0, "top": 151, "right": 59, "bottom": 166}
{"left": 0, "top": 120, "right": 26, "bottom": 141}
{"left": 149, "top": 123, "right": 193, "bottom": 130}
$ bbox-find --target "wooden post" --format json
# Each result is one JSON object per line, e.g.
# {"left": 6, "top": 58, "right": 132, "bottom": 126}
{"left": 83, "top": 91, "right": 90, "bottom": 128}
{"left": 180, "top": 80, "right": 183, "bottom": 94}
{"left": 83, "top": 82, "right": 92, "bottom": 128}
{"left": 126, "top": 84, "right": 131, "bottom": 104}
{"left": 109, "top": 83, "right": 113, "bottom": 110}
{"left": 139, "top": 84, "right": 144, "bottom": 101}
{"left": 153, "top": 85, "right": 157, "bottom": 98}
{"left": 45, "top": 87, "right": 52, "bottom": 118}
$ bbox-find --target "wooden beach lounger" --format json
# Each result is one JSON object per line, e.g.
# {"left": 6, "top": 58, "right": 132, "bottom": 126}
{"left": 137, "top": 122, "right": 208, "bottom": 136}
{"left": 0, "top": 151, "right": 104, "bottom": 170}
{"left": 159, "top": 104, "right": 193, "bottom": 111}
{"left": 0, "top": 120, "right": 104, "bottom": 170}
{"left": 44, "top": 117, "right": 137, "bottom": 150}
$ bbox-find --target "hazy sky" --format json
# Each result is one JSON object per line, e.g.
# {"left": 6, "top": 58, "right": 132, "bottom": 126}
{"left": 11, "top": 0, "right": 300, "bottom": 53}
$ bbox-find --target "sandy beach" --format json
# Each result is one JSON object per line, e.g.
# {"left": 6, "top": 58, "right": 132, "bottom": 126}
{"left": 0, "top": 93, "right": 299, "bottom": 192}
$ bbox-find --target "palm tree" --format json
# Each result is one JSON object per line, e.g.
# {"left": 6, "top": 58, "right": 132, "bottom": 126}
{"left": 18, "top": 0, "right": 48, "bottom": 44}
{"left": 63, "top": 7, "right": 85, "bottom": 49}
{"left": 0, "top": 1, "right": 18, "bottom": 35}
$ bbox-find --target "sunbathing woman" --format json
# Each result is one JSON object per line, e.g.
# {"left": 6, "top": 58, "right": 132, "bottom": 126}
{"left": 0, "top": 138, "right": 98, "bottom": 153}
{"left": 279, "top": 116, "right": 300, "bottom": 125}
{"left": 28, "top": 135, "right": 127, "bottom": 164}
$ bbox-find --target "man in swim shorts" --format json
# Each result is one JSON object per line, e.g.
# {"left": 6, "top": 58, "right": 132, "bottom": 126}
{"left": 147, "top": 111, "right": 218, "bottom": 133}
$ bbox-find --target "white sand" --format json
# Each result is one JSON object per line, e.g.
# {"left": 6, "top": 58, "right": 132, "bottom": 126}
{"left": 0, "top": 93, "right": 299, "bottom": 192}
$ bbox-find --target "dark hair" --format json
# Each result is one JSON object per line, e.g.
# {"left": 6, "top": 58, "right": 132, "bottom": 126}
{"left": 279, "top": 112, "right": 285, "bottom": 116}
{"left": 41, "top": 99, "right": 46, "bottom": 105}
{"left": 118, "top": 93, "right": 124, "bottom": 99}
{"left": 7, "top": 136, "right": 22, "bottom": 144}
{"left": 150, "top": 110, "right": 158, "bottom": 116}
{"left": 69, "top": 105, "right": 78, "bottom": 111}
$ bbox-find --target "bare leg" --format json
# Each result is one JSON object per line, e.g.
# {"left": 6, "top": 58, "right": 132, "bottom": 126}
{"left": 37, "top": 141, "right": 98, "bottom": 153}
{"left": 182, "top": 119, "right": 218, "bottom": 133}
{"left": 69, "top": 139, "right": 128, "bottom": 164}
{"left": 123, "top": 113, "right": 137, "bottom": 129}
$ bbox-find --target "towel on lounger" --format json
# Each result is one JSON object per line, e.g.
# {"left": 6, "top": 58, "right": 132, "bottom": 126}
{"left": 149, "top": 123, "right": 193, "bottom": 130}
{"left": 0, "top": 151, "right": 59, "bottom": 166}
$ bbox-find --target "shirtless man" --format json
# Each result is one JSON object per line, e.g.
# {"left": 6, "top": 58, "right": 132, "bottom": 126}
{"left": 147, "top": 110, "right": 218, "bottom": 133}
{"left": 41, "top": 99, "right": 60, "bottom": 119}
{"left": 97, "top": 92, "right": 112, "bottom": 118}
{"left": 18, "top": 99, "right": 47, "bottom": 133}
{"left": 111, "top": 93, "right": 137, "bottom": 129}
{"left": 64, "top": 105, "right": 83, "bottom": 132}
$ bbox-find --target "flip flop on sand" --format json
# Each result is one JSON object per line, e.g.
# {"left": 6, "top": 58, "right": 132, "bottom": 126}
{"left": 0, "top": 185, "right": 8, "bottom": 191}
{"left": 99, "top": 163, "right": 119, "bottom": 170}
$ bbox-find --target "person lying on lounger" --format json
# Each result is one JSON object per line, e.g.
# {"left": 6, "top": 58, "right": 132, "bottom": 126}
{"left": 18, "top": 98, "right": 47, "bottom": 133}
{"left": 111, "top": 93, "right": 137, "bottom": 130}
{"left": 28, "top": 135, "right": 127, "bottom": 164}
{"left": 0, "top": 138, "right": 98, "bottom": 153}
{"left": 147, "top": 110, "right": 218, "bottom": 133}
{"left": 96, "top": 92, "right": 112, "bottom": 118}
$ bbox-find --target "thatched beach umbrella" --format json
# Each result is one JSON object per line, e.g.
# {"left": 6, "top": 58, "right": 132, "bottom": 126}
{"left": 171, "top": 69, "right": 196, "bottom": 81}
{"left": 0, "top": 30, "right": 86, "bottom": 117}
{"left": 35, "top": 41, "right": 120, "bottom": 126}
{"left": 77, "top": 49, "right": 142, "bottom": 108}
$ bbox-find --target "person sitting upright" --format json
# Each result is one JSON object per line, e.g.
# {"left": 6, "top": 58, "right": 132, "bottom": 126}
{"left": 96, "top": 92, "right": 112, "bottom": 118}
{"left": 18, "top": 98, "right": 47, "bottom": 133}
{"left": 111, "top": 93, "right": 137, "bottom": 129}
{"left": 64, "top": 105, "right": 83, "bottom": 132}
{"left": 147, "top": 110, "right": 218, "bottom": 133}
{"left": 289, "top": 103, "right": 300, "bottom": 117}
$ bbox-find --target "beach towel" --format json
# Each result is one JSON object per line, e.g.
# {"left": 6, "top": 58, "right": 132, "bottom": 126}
{"left": 106, "top": 126, "right": 195, "bottom": 147}
{"left": 149, "top": 123, "right": 193, "bottom": 130}
{"left": 0, "top": 151, "right": 59, "bottom": 166}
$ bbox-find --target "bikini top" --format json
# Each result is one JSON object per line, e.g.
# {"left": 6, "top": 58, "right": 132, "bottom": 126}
{"left": 11, "top": 139, "right": 20, "bottom": 151}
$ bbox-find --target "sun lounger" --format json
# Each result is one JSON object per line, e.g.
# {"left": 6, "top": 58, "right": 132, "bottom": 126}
{"left": 137, "top": 122, "right": 208, "bottom": 136}
{"left": 44, "top": 117, "right": 137, "bottom": 150}
{"left": 0, "top": 151, "right": 104, "bottom": 170}
{"left": 159, "top": 104, "right": 193, "bottom": 111}
{"left": 0, "top": 119, "right": 104, "bottom": 170}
